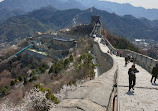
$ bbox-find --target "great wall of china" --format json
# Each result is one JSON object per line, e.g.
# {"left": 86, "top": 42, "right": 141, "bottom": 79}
{"left": 4, "top": 15, "right": 158, "bottom": 111}
{"left": 50, "top": 16, "right": 158, "bottom": 111}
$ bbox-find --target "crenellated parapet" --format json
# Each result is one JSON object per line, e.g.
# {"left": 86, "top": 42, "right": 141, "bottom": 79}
{"left": 102, "top": 38, "right": 158, "bottom": 73}
{"left": 90, "top": 16, "right": 101, "bottom": 36}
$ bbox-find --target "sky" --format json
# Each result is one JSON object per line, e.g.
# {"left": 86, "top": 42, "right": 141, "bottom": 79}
{"left": 101, "top": 0, "right": 158, "bottom": 9}
{"left": 0, "top": 0, "right": 157, "bottom": 9}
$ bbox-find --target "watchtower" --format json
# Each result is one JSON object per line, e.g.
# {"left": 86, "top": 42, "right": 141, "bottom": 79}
{"left": 91, "top": 16, "right": 100, "bottom": 27}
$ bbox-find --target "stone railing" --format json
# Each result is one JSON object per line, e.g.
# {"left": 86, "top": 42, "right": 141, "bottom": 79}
{"left": 102, "top": 38, "right": 158, "bottom": 73}
{"left": 50, "top": 40, "right": 118, "bottom": 111}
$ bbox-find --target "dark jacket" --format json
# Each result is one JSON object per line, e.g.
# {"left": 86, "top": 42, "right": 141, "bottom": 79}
{"left": 152, "top": 67, "right": 158, "bottom": 77}
{"left": 128, "top": 68, "right": 139, "bottom": 79}
{"left": 125, "top": 57, "right": 128, "bottom": 62}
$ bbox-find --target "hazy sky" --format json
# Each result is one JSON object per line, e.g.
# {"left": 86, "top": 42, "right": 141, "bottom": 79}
{"left": 101, "top": 0, "right": 158, "bottom": 9}
{"left": 0, "top": 0, "right": 157, "bottom": 9}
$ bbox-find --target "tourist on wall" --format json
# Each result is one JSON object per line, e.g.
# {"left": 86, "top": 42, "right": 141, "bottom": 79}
{"left": 125, "top": 56, "right": 129, "bottom": 66}
{"left": 127, "top": 56, "right": 130, "bottom": 63}
{"left": 110, "top": 49, "right": 113, "bottom": 55}
{"left": 120, "top": 52, "right": 122, "bottom": 57}
{"left": 116, "top": 51, "right": 119, "bottom": 56}
{"left": 130, "top": 56, "right": 134, "bottom": 62}
{"left": 128, "top": 64, "right": 139, "bottom": 92}
{"left": 151, "top": 63, "right": 158, "bottom": 83}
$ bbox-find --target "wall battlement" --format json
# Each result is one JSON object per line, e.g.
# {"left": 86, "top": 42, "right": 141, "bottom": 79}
{"left": 102, "top": 38, "right": 157, "bottom": 73}
{"left": 91, "top": 16, "right": 100, "bottom": 27}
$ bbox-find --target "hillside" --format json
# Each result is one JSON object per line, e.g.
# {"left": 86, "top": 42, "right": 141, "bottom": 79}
{"left": 0, "top": 16, "right": 48, "bottom": 43}
{"left": 101, "top": 28, "right": 139, "bottom": 52}
{"left": 0, "top": 9, "right": 25, "bottom": 22}
{"left": 0, "top": 31, "right": 96, "bottom": 110}
{"left": 1, "top": 7, "right": 158, "bottom": 46}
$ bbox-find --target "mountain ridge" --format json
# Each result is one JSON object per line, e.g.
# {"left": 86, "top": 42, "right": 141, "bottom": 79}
{"left": 0, "top": 7, "right": 158, "bottom": 45}
{"left": 0, "top": 0, "right": 85, "bottom": 21}
{"left": 76, "top": 0, "right": 158, "bottom": 20}
{"left": 0, "top": 0, "right": 158, "bottom": 21}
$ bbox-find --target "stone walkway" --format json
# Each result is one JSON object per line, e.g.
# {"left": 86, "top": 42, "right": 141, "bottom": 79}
{"left": 98, "top": 38, "right": 158, "bottom": 111}
{"left": 92, "top": 54, "right": 101, "bottom": 78}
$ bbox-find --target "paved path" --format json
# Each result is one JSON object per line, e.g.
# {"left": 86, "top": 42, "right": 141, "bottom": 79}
{"left": 92, "top": 54, "right": 101, "bottom": 78}
{"left": 97, "top": 38, "right": 158, "bottom": 111}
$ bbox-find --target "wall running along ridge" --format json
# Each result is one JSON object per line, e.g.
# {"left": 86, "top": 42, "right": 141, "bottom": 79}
{"left": 50, "top": 40, "right": 118, "bottom": 111}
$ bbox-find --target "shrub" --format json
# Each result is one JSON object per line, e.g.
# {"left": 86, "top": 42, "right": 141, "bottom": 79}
{"left": 24, "top": 88, "right": 54, "bottom": 111}
{"left": 23, "top": 77, "right": 29, "bottom": 85}
{"left": 40, "top": 67, "right": 46, "bottom": 74}
{"left": 45, "top": 88, "right": 60, "bottom": 104}
{"left": 29, "top": 78, "right": 33, "bottom": 82}
{"left": 49, "top": 60, "right": 64, "bottom": 74}
{"left": 75, "top": 53, "right": 96, "bottom": 79}
{"left": 31, "top": 69, "right": 38, "bottom": 75}
{"left": 15, "top": 79, "right": 19, "bottom": 83}
{"left": 34, "top": 83, "right": 45, "bottom": 92}
{"left": 41, "top": 68, "right": 46, "bottom": 73}
{"left": 31, "top": 64, "right": 36, "bottom": 69}
{"left": 18, "top": 75, "right": 24, "bottom": 82}
{"left": 49, "top": 64, "right": 56, "bottom": 74}
{"left": 49, "top": 58, "right": 70, "bottom": 74}
{"left": 64, "top": 58, "right": 70, "bottom": 67}
{"left": 34, "top": 84, "right": 60, "bottom": 104}
{"left": 32, "top": 75, "right": 37, "bottom": 81}
{"left": 69, "top": 55, "right": 74, "bottom": 62}
{"left": 68, "top": 80, "right": 77, "bottom": 86}
{"left": 0, "top": 86, "right": 10, "bottom": 95}
{"left": 29, "top": 76, "right": 37, "bottom": 82}
{"left": 10, "top": 80, "right": 16, "bottom": 86}
{"left": 42, "top": 64, "right": 49, "bottom": 69}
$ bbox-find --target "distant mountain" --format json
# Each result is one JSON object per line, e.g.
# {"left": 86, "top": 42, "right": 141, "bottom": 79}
{"left": 1, "top": 0, "right": 158, "bottom": 21}
{"left": 0, "top": 0, "right": 85, "bottom": 12}
{"left": 0, "top": 9, "right": 25, "bottom": 22}
{"left": 0, "top": 15, "right": 48, "bottom": 43}
{"left": 76, "top": 0, "right": 158, "bottom": 20}
{"left": 74, "top": 8, "right": 158, "bottom": 40}
{"left": 0, "top": 0, "right": 85, "bottom": 21}
{"left": 0, "top": 7, "right": 158, "bottom": 44}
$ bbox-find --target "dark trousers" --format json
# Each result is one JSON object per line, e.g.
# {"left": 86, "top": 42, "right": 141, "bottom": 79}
{"left": 151, "top": 76, "right": 157, "bottom": 83}
{"left": 129, "top": 77, "right": 136, "bottom": 91}
{"left": 125, "top": 61, "right": 128, "bottom": 66}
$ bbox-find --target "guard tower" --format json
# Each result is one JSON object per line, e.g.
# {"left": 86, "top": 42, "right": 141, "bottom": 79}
{"left": 91, "top": 16, "right": 100, "bottom": 27}
{"left": 90, "top": 16, "right": 101, "bottom": 36}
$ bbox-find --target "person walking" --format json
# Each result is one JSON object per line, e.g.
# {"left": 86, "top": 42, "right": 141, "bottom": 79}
{"left": 128, "top": 64, "right": 139, "bottom": 92}
{"left": 151, "top": 63, "right": 158, "bottom": 83}
{"left": 125, "top": 56, "right": 129, "bottom": 66}
{"left": 127, "top": 56, "right": 130, "bottom": 63}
